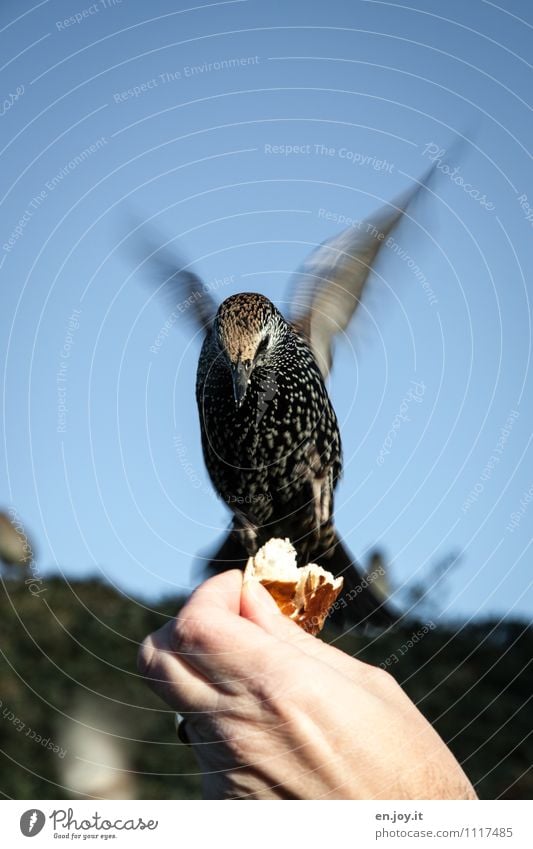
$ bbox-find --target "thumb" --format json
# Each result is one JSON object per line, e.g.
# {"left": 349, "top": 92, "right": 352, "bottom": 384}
{"left": 240, "top": 578, "right": 314, "bottom": 646}
{"left": 240, "top": 579, "right": 369, "bottom": 681}
{"left": 240, "top": 576, "right": 282, "bottom": 622}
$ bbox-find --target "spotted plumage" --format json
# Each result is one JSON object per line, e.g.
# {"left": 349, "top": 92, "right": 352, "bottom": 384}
{"left": 138, "top": 170, "right": 433, "bottom": 625}
{"left": 197, "top": 293, "right": 341, "bottom": 562}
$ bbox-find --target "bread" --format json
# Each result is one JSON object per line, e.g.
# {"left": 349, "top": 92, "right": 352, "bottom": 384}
{"left": 244, "top": 538, "right": 343, "bottom": 636}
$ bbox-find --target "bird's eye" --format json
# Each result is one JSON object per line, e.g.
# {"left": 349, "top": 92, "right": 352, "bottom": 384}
{"left": 256, "top": 334, "right": 270, "bottom": 359}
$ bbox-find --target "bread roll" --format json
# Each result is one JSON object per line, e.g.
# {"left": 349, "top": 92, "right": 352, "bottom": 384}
{"left": 244, "top": 538, "right": 343, "bottom": 636}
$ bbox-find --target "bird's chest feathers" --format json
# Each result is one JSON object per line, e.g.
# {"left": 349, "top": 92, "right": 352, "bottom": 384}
{"left": 196, "top": 341, "right": 340, "bottom": 484}
{"left": 201, "top": 366, "right": 297, "bottom": 462}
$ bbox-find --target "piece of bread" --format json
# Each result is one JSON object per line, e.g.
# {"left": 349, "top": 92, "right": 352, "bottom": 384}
{"left": 244, "top": 538, "right": 343, "bottom": 636}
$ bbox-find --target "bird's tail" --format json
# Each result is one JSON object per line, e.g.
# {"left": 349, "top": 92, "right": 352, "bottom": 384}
{"left": 199, "top": 526, "right": 399, "bottom": 630}
{"left": 314, "top": 531, "right": 399, "bottom": 630}
{"left": 199, "top": 527, "right": 249, "bottom": 577}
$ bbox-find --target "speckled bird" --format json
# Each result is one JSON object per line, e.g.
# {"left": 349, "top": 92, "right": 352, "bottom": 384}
{"left": 196, "top": 291, "right": 342, "bottom": 565}
{"left": 138, "top": 173, "right": 431, "bottom": 625}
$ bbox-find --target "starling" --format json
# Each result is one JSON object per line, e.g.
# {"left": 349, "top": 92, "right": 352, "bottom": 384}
{"left": 138, "top": 173, "right": 432, "bottom": 626}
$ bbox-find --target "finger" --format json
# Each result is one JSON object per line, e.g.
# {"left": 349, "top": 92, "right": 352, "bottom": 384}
{"left": 138, "top": 627, "right": 218, "bottom": 713}
{"left": 186, "top": 567, "right": 243, "bottom": 616}
{"left": 166, "top": 570, "right": 288, "bottom": 687}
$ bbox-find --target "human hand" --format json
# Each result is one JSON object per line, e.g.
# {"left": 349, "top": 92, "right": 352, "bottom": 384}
{"left": 138, "top": 570, "right": 477, "bottom": 800}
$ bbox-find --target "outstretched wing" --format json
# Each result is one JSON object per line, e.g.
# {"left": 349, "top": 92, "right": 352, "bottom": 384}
{"left": 0, "top": 511, "right": 33, "bottom": 567}
{"left": 130, "top": 222, "right": 217, "bottom": 332}
{"left": 289, "top": 169, "right": 434, "bottom": 377}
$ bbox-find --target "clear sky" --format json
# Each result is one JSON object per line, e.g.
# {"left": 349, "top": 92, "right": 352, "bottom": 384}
{"left": 1, "top": 0, "right": 532, "bottom": 622}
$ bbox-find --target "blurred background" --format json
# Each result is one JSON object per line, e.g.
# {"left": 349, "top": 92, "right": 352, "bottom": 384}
{"left": 0, "top": 0, "right": 531, "bottom": 799}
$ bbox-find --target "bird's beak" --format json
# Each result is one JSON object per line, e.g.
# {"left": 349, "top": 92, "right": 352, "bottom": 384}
{"left": 231, "top": 360, "right": 253, "bottom": 408}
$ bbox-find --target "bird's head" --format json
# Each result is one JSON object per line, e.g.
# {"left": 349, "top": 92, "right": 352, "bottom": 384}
{"left": 214, "top": 293, "right": 286, "bottom": 408}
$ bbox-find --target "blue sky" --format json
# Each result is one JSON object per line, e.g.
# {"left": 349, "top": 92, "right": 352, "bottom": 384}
{"left": 1, "top": 0, "right": 532, "bottom": 622}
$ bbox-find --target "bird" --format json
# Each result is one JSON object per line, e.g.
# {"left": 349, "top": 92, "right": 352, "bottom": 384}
{"left": 136, "top": 172, "right": 433, "bottom": 627}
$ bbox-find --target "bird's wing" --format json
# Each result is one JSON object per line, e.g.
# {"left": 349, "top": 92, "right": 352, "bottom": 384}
{"left": 288, "top": 169, "right": 434, "bottom": 378}
{"left": 0, "top": 511, "right": 33, "bottom": 567}
{"left": 130, "top": 224, "right": 217, "bottom": 332}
